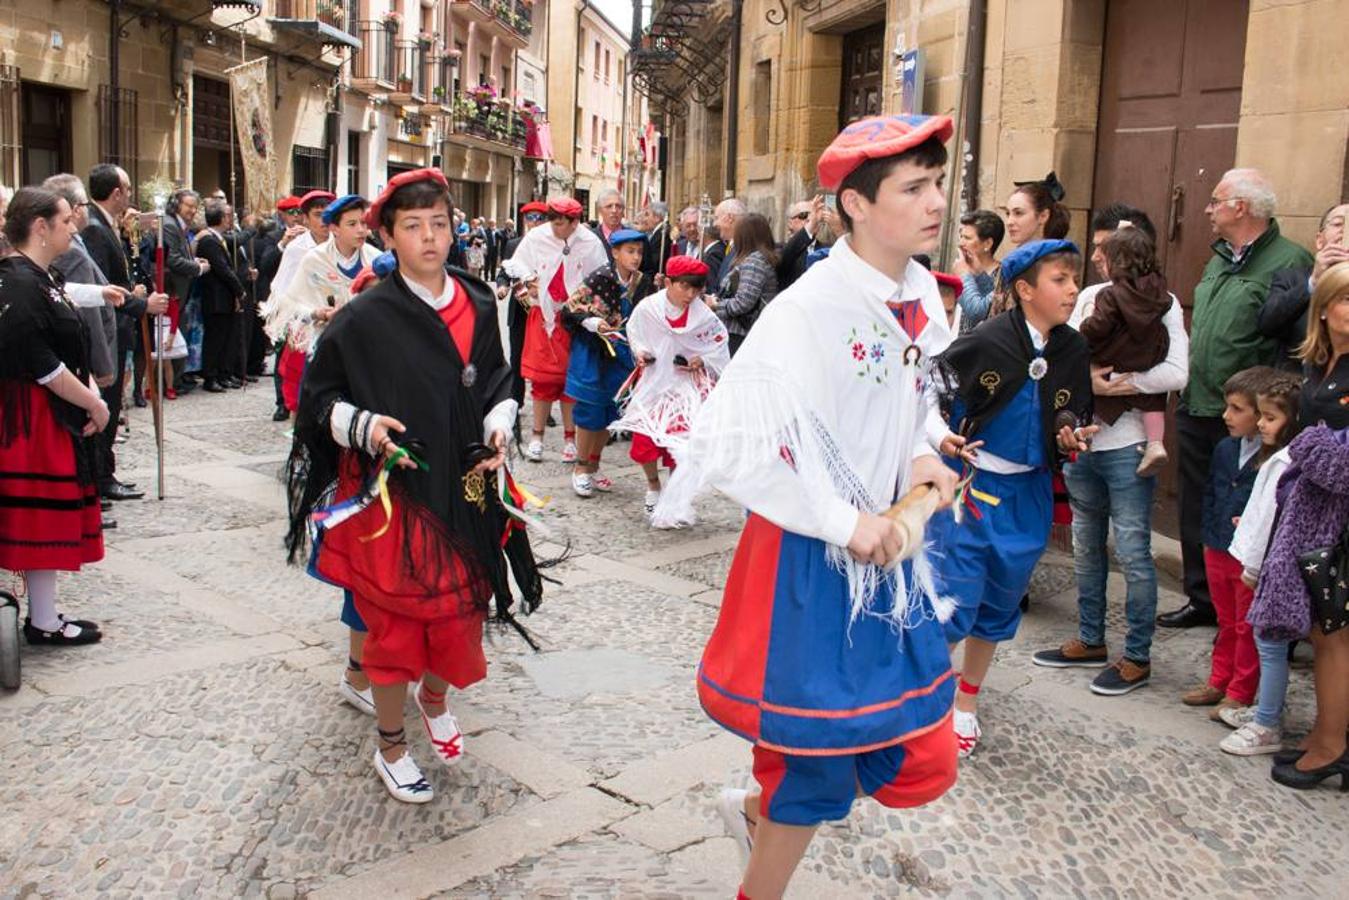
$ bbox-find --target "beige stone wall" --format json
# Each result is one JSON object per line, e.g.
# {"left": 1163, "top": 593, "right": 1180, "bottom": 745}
{"left": 544, "top": 0, "right": 580, "bottom": 172}
{"left": 1236, "top": 0, "right": 1349, "bottom": 249}
{"left": 0, "top": 0, "right": 335, "bottom": 198}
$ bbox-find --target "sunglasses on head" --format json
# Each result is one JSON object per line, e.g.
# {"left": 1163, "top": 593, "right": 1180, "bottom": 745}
{"left": 523, "top": 213, "right": 545, "bottom": 222}
{"left": 791, "top": 212, "right": 809, "bottom": 221}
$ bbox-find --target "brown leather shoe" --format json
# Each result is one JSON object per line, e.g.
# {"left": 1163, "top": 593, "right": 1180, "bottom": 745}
{"left": 1181, "top": 684, "right": 1224, "bottom": 706}
{"left": 1031, "top": 638, "right": 1109, "bottom": 668}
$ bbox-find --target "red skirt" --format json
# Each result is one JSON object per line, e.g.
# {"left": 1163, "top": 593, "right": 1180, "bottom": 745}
{"left": 0, "top": 384, "right": 103, "bottom": 571}
{"left": 279, "top": 345, "right": 306, "bottom": 413}
{"left": 520, "top": 307, "right": 570, "bottom": 386}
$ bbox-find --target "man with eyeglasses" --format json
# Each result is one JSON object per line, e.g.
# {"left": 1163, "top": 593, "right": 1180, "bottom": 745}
{"left": 1160, "top": 168, "right": 1313, "bottom": 630}
{"left": 777, "top": 196, "right": 822, "bottom": 290}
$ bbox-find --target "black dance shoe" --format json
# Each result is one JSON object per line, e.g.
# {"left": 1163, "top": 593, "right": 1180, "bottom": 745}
{"left": 23, "top": 617, "right": 103, "bottom": 646}
{"left": 1156, "top": 601, "right": 1218, "bottom": 629}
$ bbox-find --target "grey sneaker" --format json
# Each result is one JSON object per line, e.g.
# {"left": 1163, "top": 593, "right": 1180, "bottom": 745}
{"left": 1090, "top": 658, "right": 1151, "bottom": 695}
{"left": 1220, "top": 722, "right": 1282, "bottom": 756}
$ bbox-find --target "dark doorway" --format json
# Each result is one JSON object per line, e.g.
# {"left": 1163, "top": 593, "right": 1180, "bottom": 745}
{"left": 192, "top": 75, "right": 246, "bottom": 207}
{"left": 575, "top": 187, "right": 591, "bottom": 221}
{"left": 1092, "top": 0, "right": 1248, "bottom": 303}
{"left": 21, "top": 83, "right": 71, "bottom": 185}
{"left": 839, "top": 23, "right": 885, "bottom": 130}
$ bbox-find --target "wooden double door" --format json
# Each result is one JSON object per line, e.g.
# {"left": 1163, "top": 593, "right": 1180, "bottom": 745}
{"left": 1092, "top": 0, "right": 1250, "bottom": 304}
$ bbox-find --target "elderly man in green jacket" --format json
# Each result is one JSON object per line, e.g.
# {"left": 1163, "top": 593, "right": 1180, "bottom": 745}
{"left": 1161, "top": 168, "right": 1313, "bottom": 630}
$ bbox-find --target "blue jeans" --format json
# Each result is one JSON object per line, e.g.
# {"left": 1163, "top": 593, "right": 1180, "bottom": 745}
{"left": 1063, "top": 446, "right": 1158, "bottom": 663}
{"left": 1254, "top": 635, "right": 1291, "bottom": 728}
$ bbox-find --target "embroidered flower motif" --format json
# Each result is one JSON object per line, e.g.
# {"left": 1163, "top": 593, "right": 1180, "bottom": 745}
{"left": 870, "top": 342, "right": 886, "bottom": 362}
{"left": 1028, "top": 358, "right": 1049, "bottom": 381}
{"left": 845, "top": 324, "right": 894, "bottom": 384}
{"left": 851, "top": 341, "right": 866, "bottom": 361}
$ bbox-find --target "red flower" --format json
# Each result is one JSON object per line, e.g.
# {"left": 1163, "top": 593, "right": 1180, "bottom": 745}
{"left": 851, "top": 341, "right": 865, "bottom": 360}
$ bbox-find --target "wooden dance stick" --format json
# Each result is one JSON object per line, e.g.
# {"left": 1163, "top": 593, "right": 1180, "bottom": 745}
{"left": 882, "top": 483, "right": 942, "bottom": 563}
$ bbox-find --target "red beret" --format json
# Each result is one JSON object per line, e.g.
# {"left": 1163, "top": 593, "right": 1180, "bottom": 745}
{"left": 548, "top": 197, "right": 583, "bottom": 219}
{"left": 666, "top": 255, "right": 709, "bottom": 279}
{"left": 349, "top": 266, "right": 380, "bottom": 296}
{"left": 276, "top": 196, "right": 301, "bottom": 212}
{"left": 933, "top": 271, "right": 964, "bottom": 297}
{"left": 298, "top": 190, "right": 337, "bottom": 211}
{"left": 521, "top": 201, "right": 549, "bottom": 215}
{"left": 816, "top": 115, "right": 955, "bottom": 192}
{"left": 364, "top": 168, "right": 451, "bottom": 229}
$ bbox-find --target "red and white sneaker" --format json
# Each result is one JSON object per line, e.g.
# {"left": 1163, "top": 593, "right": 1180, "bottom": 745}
{"left": 561, "top": 440, "right": 578, "bottom": 463}
{"left": 415, "top": 689, "right": 464, "bottom": 766}
{"left": 954, "top": 709, "right": 981, "bottom": 759}
{"left": 591, "top": 473, "right": 614, "bottom": 492}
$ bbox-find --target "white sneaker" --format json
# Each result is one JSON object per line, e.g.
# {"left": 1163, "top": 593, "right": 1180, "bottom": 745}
{"left": 525, "top": 439, "right": 544, "bottom": 462}
{"left": 572, "top": 472, "right": 594, "bottom": 498}
{"left": 373, "top": 747, "right": 434, "bottom": 803}
{"left": 339, "top": 674, "right": 376, "bottom": 717}
{"left": 415, "top": 690, "right": 465, "bottom": 766}
{"left": 954, "top": 709, "right": 981, "bottom": 759}
{"left": 1218, "top": 704, "right": 1256, "bottom": 729}
{"left": 591, "top": 473, "right": 613, "bottom": 492}
{"left": 1219, "top": 721, "right": 1283, "bottom": 756}
{"left": 716, "top": 787, "right": 754, "bottom": 867}
{"left": 644, "top": 489, "right": 661, "bottom": 516}
{"left": 561, "top": 440, "right": 578, "bottom": 463}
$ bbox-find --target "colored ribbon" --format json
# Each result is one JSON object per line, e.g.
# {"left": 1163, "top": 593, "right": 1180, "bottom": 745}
{"left": 952, "top": 466, "right": 1001, "bottom": 524}
{"left": 310, "top": 446, "right": 428, "bottom": 541}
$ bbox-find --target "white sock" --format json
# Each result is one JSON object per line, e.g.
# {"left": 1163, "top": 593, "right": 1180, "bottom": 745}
{"left": 25, "top": 570, "right": 61, "bottom": 631}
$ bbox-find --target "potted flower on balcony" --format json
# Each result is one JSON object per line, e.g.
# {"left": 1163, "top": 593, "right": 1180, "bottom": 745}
{"left": 397, "top": 72, "right": 413, "bottom": 93}
{"left": 417, "top": 31, "right": 434, "bottom": 48}
{"left": 432, "top": 84, "right": 447, "bottom": 102}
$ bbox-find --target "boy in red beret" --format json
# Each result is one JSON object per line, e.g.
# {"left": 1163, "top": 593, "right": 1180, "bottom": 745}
{"left": 285, "top": 169, "right": 543, "bottom": 803}
{"left": 506, "top": 196, "right": 609, "bottom": 462}
{"left": 656, "top": 116, "right": 962, "bottom": 898}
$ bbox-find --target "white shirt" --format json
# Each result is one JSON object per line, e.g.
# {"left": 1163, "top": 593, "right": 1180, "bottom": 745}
{"left": 1068, "top": 282, "right": 1189, "bottom": 453}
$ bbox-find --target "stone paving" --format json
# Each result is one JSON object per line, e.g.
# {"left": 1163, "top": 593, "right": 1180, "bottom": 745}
{"left": 2, "top": 383, "right": 1347, "bottom": 899}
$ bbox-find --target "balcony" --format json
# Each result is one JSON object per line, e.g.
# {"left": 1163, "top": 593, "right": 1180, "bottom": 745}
{"left": 453, "top": 0, "right": 532, "bottom": 46}
{"left": 268, "top": 0, "right": 363, "bottom": 50}
{"left": 391, "top": 39, "right": 431, "bottom": 104}
{"left": 350, "top": 20, "right": 398, "bottom": 90}
{"left": 446, "top": 90, "right": 526, "bottom": 151}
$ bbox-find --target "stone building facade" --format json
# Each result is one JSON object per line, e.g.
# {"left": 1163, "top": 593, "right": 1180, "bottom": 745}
{"left": 640, "top": 0, "right": 1347, "bottom": 294}
{"left": 0, "top": 0, "right": 541, "bottom": 220}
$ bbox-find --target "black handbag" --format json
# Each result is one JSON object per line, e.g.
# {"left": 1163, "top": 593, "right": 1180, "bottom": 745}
{"left": 1297, "top": 526, "right": 1349, "bottom": 635}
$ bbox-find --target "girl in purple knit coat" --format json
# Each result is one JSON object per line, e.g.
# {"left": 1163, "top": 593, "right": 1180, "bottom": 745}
{"left": 1242, "top": 426, "right": 1349, "bottom": 785}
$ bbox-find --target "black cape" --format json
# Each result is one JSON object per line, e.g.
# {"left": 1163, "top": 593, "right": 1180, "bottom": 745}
{"left": 936, "top": 303, "right": 1093, "bottom": 465}
{"left": 286, "top": 267, "right": 543, "bottom": 629}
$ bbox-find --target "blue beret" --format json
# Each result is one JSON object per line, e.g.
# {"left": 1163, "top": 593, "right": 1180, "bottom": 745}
{"left": 608, "top": 228, "right": 647, "bottom": 247}
{"left": 321, "top": 194, "right": 367, "bottom": 225}
{"left": 371, "top": 250, "right": 397, "bottom": 278}
{"left": 1000, "top": 239, "right": 1080, "bottom": 283}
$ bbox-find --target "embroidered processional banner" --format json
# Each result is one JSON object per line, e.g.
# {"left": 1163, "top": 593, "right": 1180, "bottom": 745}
{"left": 227, "top": 57, "right": 278, "bottom": 215}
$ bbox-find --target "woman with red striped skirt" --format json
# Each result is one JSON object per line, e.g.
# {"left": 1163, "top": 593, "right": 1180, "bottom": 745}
{"left": 0, "top": 187, "right": 108, "bottom": 646}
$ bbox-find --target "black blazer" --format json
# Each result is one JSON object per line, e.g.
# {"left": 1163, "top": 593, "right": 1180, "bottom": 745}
{"left": 195, "top": 230, "right": 246, "bottom": 316}
{"left": 776, "top": 227, "right": 814, "bottom": 291}
{"left": 1257, "top": 266, "right": 1313, "bottom": 373}
{"left": 702, "top": 240, "right": 727, "bottom": 287}
{"left": 641, "top": 222, "right": 675, "bottom": 277}
{"left": 82, "top": 205, "right": 147, "bottom": 352}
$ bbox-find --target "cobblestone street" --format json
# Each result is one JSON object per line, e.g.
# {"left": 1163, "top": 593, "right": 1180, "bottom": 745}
{"left": 3, "top": 384, "right": 1347, "bottom": 899}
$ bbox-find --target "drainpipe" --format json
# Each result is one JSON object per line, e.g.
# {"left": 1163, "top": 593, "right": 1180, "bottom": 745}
{"left": 958, "top": 0, "right": 986, "bottom": 214}
{"left": 109, "top": 0, "right": 121, "bottom": 164}
{"left": 723, "top": 0, "right": 742, "bottom": 196}
{"left": 574, "top": 0, "right": 584, "bottom": 190}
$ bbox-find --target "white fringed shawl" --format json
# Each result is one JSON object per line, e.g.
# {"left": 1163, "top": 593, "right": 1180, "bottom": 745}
{"left": 653, "top": 236, "right": 956, "bottom": 629}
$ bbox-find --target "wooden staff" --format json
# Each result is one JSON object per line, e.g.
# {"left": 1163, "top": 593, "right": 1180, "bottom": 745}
{"left": 882, "top": 483, "right": 941, "bottom": 563}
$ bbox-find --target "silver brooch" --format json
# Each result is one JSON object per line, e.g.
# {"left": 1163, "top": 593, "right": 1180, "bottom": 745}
{"left": 461, "top": 363, "right": 477, "bottom": 387}
{"left": 1028, "top": 358, "right": 1049, "bottom": 381}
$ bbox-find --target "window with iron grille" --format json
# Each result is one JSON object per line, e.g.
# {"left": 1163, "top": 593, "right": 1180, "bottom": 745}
{"left": 346, "top": 130, "right": 361, "bottom": 195}
{"left": 292, "top": 145, "right": 330, "bottom": 194}
{"left": 97, "top": 85, "right": 140, "bottom": 191}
